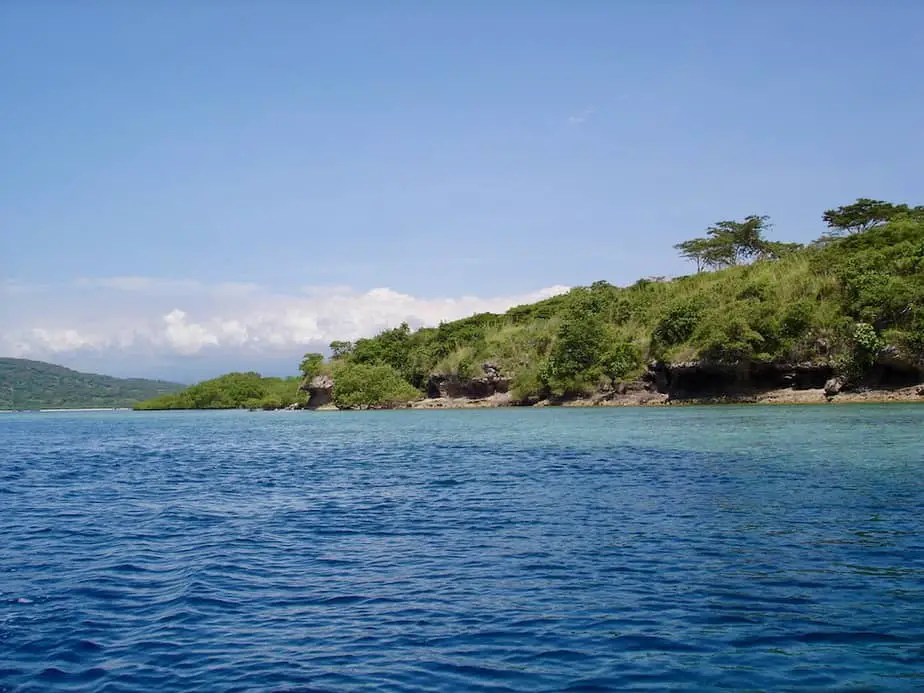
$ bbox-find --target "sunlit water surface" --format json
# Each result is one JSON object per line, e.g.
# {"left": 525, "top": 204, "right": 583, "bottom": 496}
{"left": 2, "top": 406, "right": 923, "bottom": 691}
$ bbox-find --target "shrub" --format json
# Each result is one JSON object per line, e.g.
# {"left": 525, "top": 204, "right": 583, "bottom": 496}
{"left": 780, "top": 300, "right": 815, "bottom": 340}
{"left": 652, "top": 299, "right": 703, "bottom": 351}
{"left": 434, "top": 346, "right": 481, "bottom": 379}
{"left": 600, "top": 342, "right": 641, "bottom": 385}
{"left": 331, "top": 363, "right": 419, "bottom": 408}
{"left": 852, "top": 322, "right": 884, "bottom": 366}
{"left": 549, "top": 313, "right": 607, "bottom": 380}
{"left": 299, "top": 353, "right": 324, "bottom": 380}
{"left": 509, "top": 361, "right": 547, "bottom": 402}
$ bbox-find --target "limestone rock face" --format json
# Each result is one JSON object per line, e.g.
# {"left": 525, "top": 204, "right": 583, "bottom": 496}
{"left": 868, "top": 344, "right": 924, "bottom": 388}
{"left": 426, "top": 362, "right": 510, "bottom": 399}
{"left": 824, "top": 377, "right": 845, "bottom": 398}
{"left": 645, "top": 359, "right": 835, "bottom": 400}
{"left": 302, "top": 374, "right": 334, "bottom": 409}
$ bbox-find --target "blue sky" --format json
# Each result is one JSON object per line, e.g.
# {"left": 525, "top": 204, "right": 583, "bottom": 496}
{"left": 2, "top": 1, "right": 923, "bottom": 380}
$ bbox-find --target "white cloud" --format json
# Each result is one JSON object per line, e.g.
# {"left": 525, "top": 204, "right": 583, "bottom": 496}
{"left": 0, "top": 278, "right": 570, "bottom": 363}
{"left": 568, "top": 108, "right": 595, "bottom": 126}
{"left": 27, "top": 328, "right": 107, "bottom": 352}
{"left": 162, "top": 309, "right": 219, "bottom": 354}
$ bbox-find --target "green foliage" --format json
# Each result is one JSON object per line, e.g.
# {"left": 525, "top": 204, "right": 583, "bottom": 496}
{"left": 780, "top": 300, "right": 814, "bottom": 340}
{"left": 509, "top": 360, "right": 547, "bottom": 402}
{"left": 821, "top": 217, "right": 924, "bottom": 336}
{"left": 434, "top": 346, "right": 482, "bottom": 379}
{"left": 852, "top": 322, "right": 884, "bottom": 366}
{"left": 762, "top": 241, "right": 804, "bottom": 260}
{"left": 541, "top": 289, "right": 612, "bottom": 394}
{"left": 330, "top": 362, "right": 419, "bottom": 408}
{"left": 0, "top": 358, "right": 183, "bottom": 410}
{"left": 485, "top": 322, "right": 557, "bottom": 400}
{"left": 299, "top": 352, "right": 324, "bottom": 379}
{"left": 600, "top": 342, "right": 641, "bottom": 384}
{"left": 676, "top": 215, "right": 786, "bottom": 271}
{"left": 652, "top": 299, "right": 703, "bottom": 350}
{"left": 350, "top": 322, "right": 412, "bottom": 370}
{"left": 329, "top": 340, "right": 354, "bottom": 359}
{"left": 41, "top": 198, "right": 924, "bottom": 413}
{"left": 674, "top": 237, "right": 715, "bottom": 273}
{"left": 822, "top": 198, "right": 910, "bottom": 236}
{"left": 296, "top": 198, "right": 923, "bottom": 400}
{"left": 135, "top": 372, "right": 302, "bottom": 410}
{"left": 549, "top": 300, "right": 607, "bottom": 379}
{"left": 693, "top": 309, "right": 767, "bottom": 360}
{"left": 831, "top": 322, "right": 888, "bottom": 383}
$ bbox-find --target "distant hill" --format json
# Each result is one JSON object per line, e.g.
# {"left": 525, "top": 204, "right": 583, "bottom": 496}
{"left": 0, "top": 358, "right": 185, "bottom": 410}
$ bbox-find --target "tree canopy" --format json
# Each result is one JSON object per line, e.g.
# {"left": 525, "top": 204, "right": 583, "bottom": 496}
{"left": 822, "top": 198, "right": 909, "bottom": 236}
{"left": 134, "top": 372, "right": 303, "bottom": 410}
{"left": 675, "top": 215, "right": 788, "bottom": 271}
{"left": 299, "top": 352, "right": 324, "bottom": 379}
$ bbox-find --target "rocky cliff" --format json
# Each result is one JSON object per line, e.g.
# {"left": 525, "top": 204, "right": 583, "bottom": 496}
{"left": 645, "top": 348, "right": 921, "bottom": 402}
{"left": 644, "top": 360, "right": 834, "bottom": 399}
{"left": 426, "top": 362, "right": 509, "bottom": 399}
{"left": 301, "top": 348, "right": 923, "bottom": 410}
{"left": 300, "top": 374, "right": 334, "bottom": 409}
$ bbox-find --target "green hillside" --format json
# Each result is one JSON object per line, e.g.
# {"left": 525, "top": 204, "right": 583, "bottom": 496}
{"left": 136, "top": 198, "right": 924, "bottom": 409}
{"left": 0, "top": 358, "right": 184, "bottom": 410}
{"left": 301, "top": 198, "right": 924, "bottom": 405}
{"left": 133, "top": 371, "right": 304, "bottom": 410}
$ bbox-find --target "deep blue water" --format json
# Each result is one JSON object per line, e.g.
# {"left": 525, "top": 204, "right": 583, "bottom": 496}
{"left": 1, "top": 406, "right": 923, "bottom": 692}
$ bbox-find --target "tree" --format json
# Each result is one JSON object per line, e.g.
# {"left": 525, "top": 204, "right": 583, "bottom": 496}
{"left": 706, "top": 215, "right": 772, "bottom": 265}
{"left": 330, "top": 362, "right": 419, "bottom": 408}
{"left": 822, "top": 199, "right": 908, "bottom": 236}
{"left": 550, "top": 312, "right": 606, "bottom": 380}
{"left": 600, "top": 342, "right": 641, "bottom": 386}
{"left": 299, "top": 352, "right": 324, "bottom": 380}
{"left": 760, "top": 241, "right": 803, "bottom": 260}
{"left": 545, "top": 289, "right": 608, "bottom": 392}
{"left": 676, "top": 215, "right": 773, "bottom": 270}
{"left": 673, "top": 237, "right": 713, "bottom": 273}
{"left": 329, "top": 340, "right": 353, "bottom": 359}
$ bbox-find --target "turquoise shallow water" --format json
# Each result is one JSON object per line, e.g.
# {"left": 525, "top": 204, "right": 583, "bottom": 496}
{"left": 1, "top": 406, "right": 923, "bottom": 691}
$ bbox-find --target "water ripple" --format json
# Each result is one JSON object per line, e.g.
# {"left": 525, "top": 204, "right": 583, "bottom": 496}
{"left": 1, "top": 406, "right": 923, "bottom": 691}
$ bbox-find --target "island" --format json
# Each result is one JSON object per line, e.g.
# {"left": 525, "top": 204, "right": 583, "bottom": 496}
{"left": 0, "top": 359, "right": 184, "bottom": 411}
{"left": 135, "top": 198, "right": 924, "bottom": 411}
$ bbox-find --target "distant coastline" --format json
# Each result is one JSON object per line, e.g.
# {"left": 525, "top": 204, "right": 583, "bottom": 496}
{"left": 1, "top": 407, "right": 135, "bottom": 413}
{"left": 0, "top": 357, "right": 184, "bottom": 411}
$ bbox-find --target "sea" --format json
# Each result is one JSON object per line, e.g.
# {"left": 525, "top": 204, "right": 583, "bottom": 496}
{"left": 1, "top": 406, "right": 922, "bottom": 692}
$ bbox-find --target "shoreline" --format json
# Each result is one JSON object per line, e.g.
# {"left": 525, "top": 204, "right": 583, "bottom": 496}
{"left": 74, "top": 385, "right": 922, "bottom": 413}
{"left": 408, "top": 385, "right": 924, "bottom": 410}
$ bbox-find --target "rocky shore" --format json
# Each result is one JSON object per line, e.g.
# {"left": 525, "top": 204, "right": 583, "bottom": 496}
{"left": 301, "top": 357, "right": 924, "bottom": 410}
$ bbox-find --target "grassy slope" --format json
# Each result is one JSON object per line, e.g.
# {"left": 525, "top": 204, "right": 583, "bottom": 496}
{"left": 134, "top": 212, "right": 924, "bottom": 409}
{"left": 0, "top": 358, "right": 184, "bottom": 410}
{"left": 325, "top": 215, "right": 924, "bottom": 401}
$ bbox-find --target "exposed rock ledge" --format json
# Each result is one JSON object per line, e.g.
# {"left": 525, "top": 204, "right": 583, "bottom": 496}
{"left": 300, "top": 374, "right": 334, "bottom": 409}
{"left": 410, "top": 384, "right": 924, "bottom": 409}
{"left": 642, "top": 355, "right": 921, "bottom": 403}
{"left": 426, "top": 362, "right": 509, "bottom": 399}
{"left": 300, "top": 354, "right": 923, "bottom": 410}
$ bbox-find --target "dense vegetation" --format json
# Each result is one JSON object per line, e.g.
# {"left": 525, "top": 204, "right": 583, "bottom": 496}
{"left": 0, "top": 358, "right": 183, "bottom": 410}
{"left": 301, "top": 198, "right": 924, "bottom": 403}
{"left": 134, "top": 198, "right": 924, "bottom": 410}
{"left": 133, "top": 372, "right": 303, "bottom": 410}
